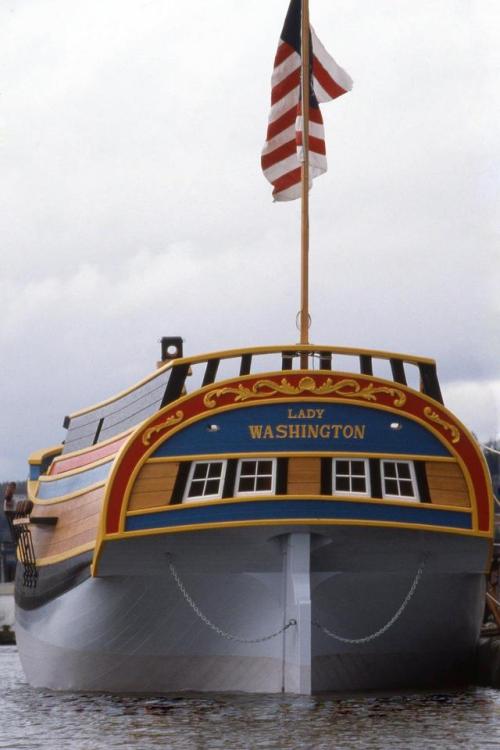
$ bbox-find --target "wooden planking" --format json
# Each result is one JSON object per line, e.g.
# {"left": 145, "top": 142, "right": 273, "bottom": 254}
{"left": 133, "top": 476, "right": 178, "bottom": 493}
{"left": 425, "top": 461, "right": 470, "bottom": 507}
{"left": 30, "top": 486, "right": 104, "bottom": 560}
{"left": 128, "top": 461, "right": 180, "bottom": 512}
{"left": 287, "top": 457, "right": 321, "bottom": 495}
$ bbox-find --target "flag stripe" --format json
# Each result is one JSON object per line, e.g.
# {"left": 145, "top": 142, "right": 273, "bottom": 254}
{"left": 272, "top": 167, "right": 302, "bottom": 195}
{"left": 271, "top": 67, "right": 301, "bottom": 106}
{"left": 266, "top": 106, "right": 297, "bottom": 141}
{"left": 274, "top": 40, "right": 297, "bottom": 68}
{"left": 313, "top": 56, "right": 348, "bottom": 101}
{"left": 261, "top": 139, "right": 298, "bottom": 171}
{"left": 296, "top": 134, "right": 327, "bottom": 156}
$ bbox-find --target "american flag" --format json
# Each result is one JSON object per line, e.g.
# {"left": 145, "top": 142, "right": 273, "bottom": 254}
{"left": 262, "top": 0, "right": 353, "bottom": 201}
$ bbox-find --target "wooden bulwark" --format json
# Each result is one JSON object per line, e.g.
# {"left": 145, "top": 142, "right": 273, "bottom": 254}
{"left": 128, "top": 461, "right": 180, "bottom": 511}
{"left": 30, "top": 486, "right": 104, "bottom": 561}
{"left": 287, "top": 457, "right": 321, "bottom": 495}
{"left": 425, "top": 461, "right": 470, "bottom": 507}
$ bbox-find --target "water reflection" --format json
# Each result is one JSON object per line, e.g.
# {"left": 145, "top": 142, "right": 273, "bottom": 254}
{"left": 2, "top": 647, "right": 500, "bottom": 750}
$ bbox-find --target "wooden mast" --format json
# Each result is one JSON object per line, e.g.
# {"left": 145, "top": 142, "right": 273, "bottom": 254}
{"left": 300, "top": 0, "right": 310, "bottom": 365}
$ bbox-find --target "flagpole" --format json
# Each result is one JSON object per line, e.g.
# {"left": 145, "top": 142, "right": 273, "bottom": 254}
{"left": 300, "top": 0, "right": 310, "bottom": 365}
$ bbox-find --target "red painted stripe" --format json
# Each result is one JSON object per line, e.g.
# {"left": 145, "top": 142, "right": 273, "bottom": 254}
{"left": 313, "top": 55, "right": 347, "bottom": 100}
{"left": 272, "top": 166, "right": 302, "bottom": 194}
{"left": 274, "top": 40, "right": 295, "bottom": 68}
{"left": 267, "top": 105, "right": 297, "bottom": 141}
{"left": 271, "top": 68, "right": 300, "bottom": 106}
{"left": 261, "top": 139, "right": 297, "bottom": 170}
{"left": 50, "top": 434, "right": 128, "bottom": 475}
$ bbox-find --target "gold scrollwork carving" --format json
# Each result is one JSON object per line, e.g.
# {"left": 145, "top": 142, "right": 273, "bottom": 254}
{"left": 423, "top": 407, "right": 460, "bottom": 444}
{"left": 203, "top": 376, "right": 406, "bottom": 409}
{"left": 142, "top": 410, "right": 184, "bottom": 446}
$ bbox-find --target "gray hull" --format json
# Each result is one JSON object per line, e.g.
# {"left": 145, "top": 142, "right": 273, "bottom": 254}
{"left": 15, "top": 526, "right": 488, "bottom": 693}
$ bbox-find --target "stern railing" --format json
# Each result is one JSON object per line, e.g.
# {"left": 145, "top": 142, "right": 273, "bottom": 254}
{"left": 61, "top": 344, "right": 443, "bottom": 455}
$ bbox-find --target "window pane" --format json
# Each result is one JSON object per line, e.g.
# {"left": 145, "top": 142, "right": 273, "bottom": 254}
{"left": 239, "top": 477, "right": 255, "bottom": 492}
{"left": 400, "top": 481, "right": 414, "bottom": 497}
{"left": 384, "top": 462, "right": 396, "bottom": 478}
{"left": 336, "top": 477, "right": 350, "bottom": 492}
{"left": 208, "top": 463, "right": 222, "bottom": 478}
{"left": 397, "top": 463, "right": 411, "bottom": 479}
{"left": 385, "top": 479, "right": 398, "bottom": 495}
{"left": 352, "top": 478, "right": 366, "bottom": 493}
{"left": 205, "top": 479, "right": 220, "bottom": 495}
{"left": 192, "top": 464, "right": 208, "bottom": 480}
{"left": 351, "top": 462, "right": 365, "bottom": 476}
{"left": 240, "top": 461, "right": 256, "bottom": 476}
{"left": 188, "top": 480, "right": 205, "bottom": 497}
{"left": 336, "top": 460, "right": 349, "bottom": 475}
{"left": 258, "top": 460, "right": 273, "bottom": 474}
{"left": 256, "top": 476, "right": 272, "bottom": 491}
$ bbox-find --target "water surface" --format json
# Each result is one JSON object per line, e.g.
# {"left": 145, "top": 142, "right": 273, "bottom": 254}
{"left": 2, "top": 647, "right": 500, "bottom": 749}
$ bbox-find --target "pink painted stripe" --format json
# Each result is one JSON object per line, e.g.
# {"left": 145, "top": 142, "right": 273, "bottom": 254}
{"left": 49, "top": 434, "right": 130, "bottom": 475}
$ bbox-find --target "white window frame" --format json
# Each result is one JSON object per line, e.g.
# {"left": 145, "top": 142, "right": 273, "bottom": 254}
{"left": 235, "top": 458, "right": 277, "bottom": 497}
{"left": 381, "top": 460, "right": 419, "bottom": 502}
{"left": 183, "top": 460, "right": 227, "bottom": 503}
{"left": 332, "top": 458, "right": 371, "bottom": 497}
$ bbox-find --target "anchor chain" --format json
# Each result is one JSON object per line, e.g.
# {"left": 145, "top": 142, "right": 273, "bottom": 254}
{"left": 169, "top": 562, "right": 296, "bottom": 643}
{"left": 312, "top": 559, "right": 426, "bottom": 645}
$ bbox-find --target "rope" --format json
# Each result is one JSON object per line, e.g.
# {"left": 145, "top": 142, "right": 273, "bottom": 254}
{"left": 169, "top": 562, "right": 296, "bottom": 643}
{"left": 312, "top": 560, "right": 425, "bottom": 645}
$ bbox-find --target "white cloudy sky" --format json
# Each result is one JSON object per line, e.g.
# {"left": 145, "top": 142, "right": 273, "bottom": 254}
{"left": 1, "top": 0, "right": 499, "bottom": 478}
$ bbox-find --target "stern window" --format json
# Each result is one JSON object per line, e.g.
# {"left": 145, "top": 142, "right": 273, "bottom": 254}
{"left": 381, "top": 460, "right": 419, "bottom": 501}
{"left": 236, "top": 458, "right": 277, "bottom": 496}
{"left": 332, "top": 458, "right": 370, "bottom": 496}
{"left": 184, "top": 461, "right": 227, "bottom": 502}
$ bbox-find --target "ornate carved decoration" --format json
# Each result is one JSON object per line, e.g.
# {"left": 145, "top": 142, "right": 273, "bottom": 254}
{"left": 142, "top": 410, "right": 184, "bottom": 446}
{"left": 203, "top": 376, "right": 406, "bottom": 409}
{"left": 423, "top": 407, "right": 460, "bottom": 444}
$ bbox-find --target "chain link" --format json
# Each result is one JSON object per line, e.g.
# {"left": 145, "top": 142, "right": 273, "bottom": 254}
{"left": 169, "top": 562, "right": 297, "bottom": 643}
{"left": 312, "top": 560, "right": 425, "bottom": 645}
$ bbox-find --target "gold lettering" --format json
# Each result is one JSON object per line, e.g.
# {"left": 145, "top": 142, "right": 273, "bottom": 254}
{"left": 288, "top": 408, "right": 297, "bottom": 419}
{"left": 249, "top": 425, "right": 263, "bottom": 439}
{"left": 249, "top": 421, "right": 365, "bottom": 441}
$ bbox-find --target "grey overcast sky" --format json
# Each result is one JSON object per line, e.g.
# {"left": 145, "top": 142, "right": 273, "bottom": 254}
{"left": 1, "top": 0, "right": 499, "bottom": 478}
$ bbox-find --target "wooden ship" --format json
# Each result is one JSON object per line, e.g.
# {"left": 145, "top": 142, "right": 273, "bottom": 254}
{"left": 14, "top": 339, "right": 494, "bottom": 692}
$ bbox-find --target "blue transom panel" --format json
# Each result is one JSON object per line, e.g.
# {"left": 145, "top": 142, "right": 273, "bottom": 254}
{"left": 152, "top": 402, "right": 450, "bottom": 458}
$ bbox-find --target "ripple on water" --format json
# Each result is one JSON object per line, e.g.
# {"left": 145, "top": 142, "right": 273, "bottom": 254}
{"left": 2, "top": 647, "right": 500, "bottom": 750}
